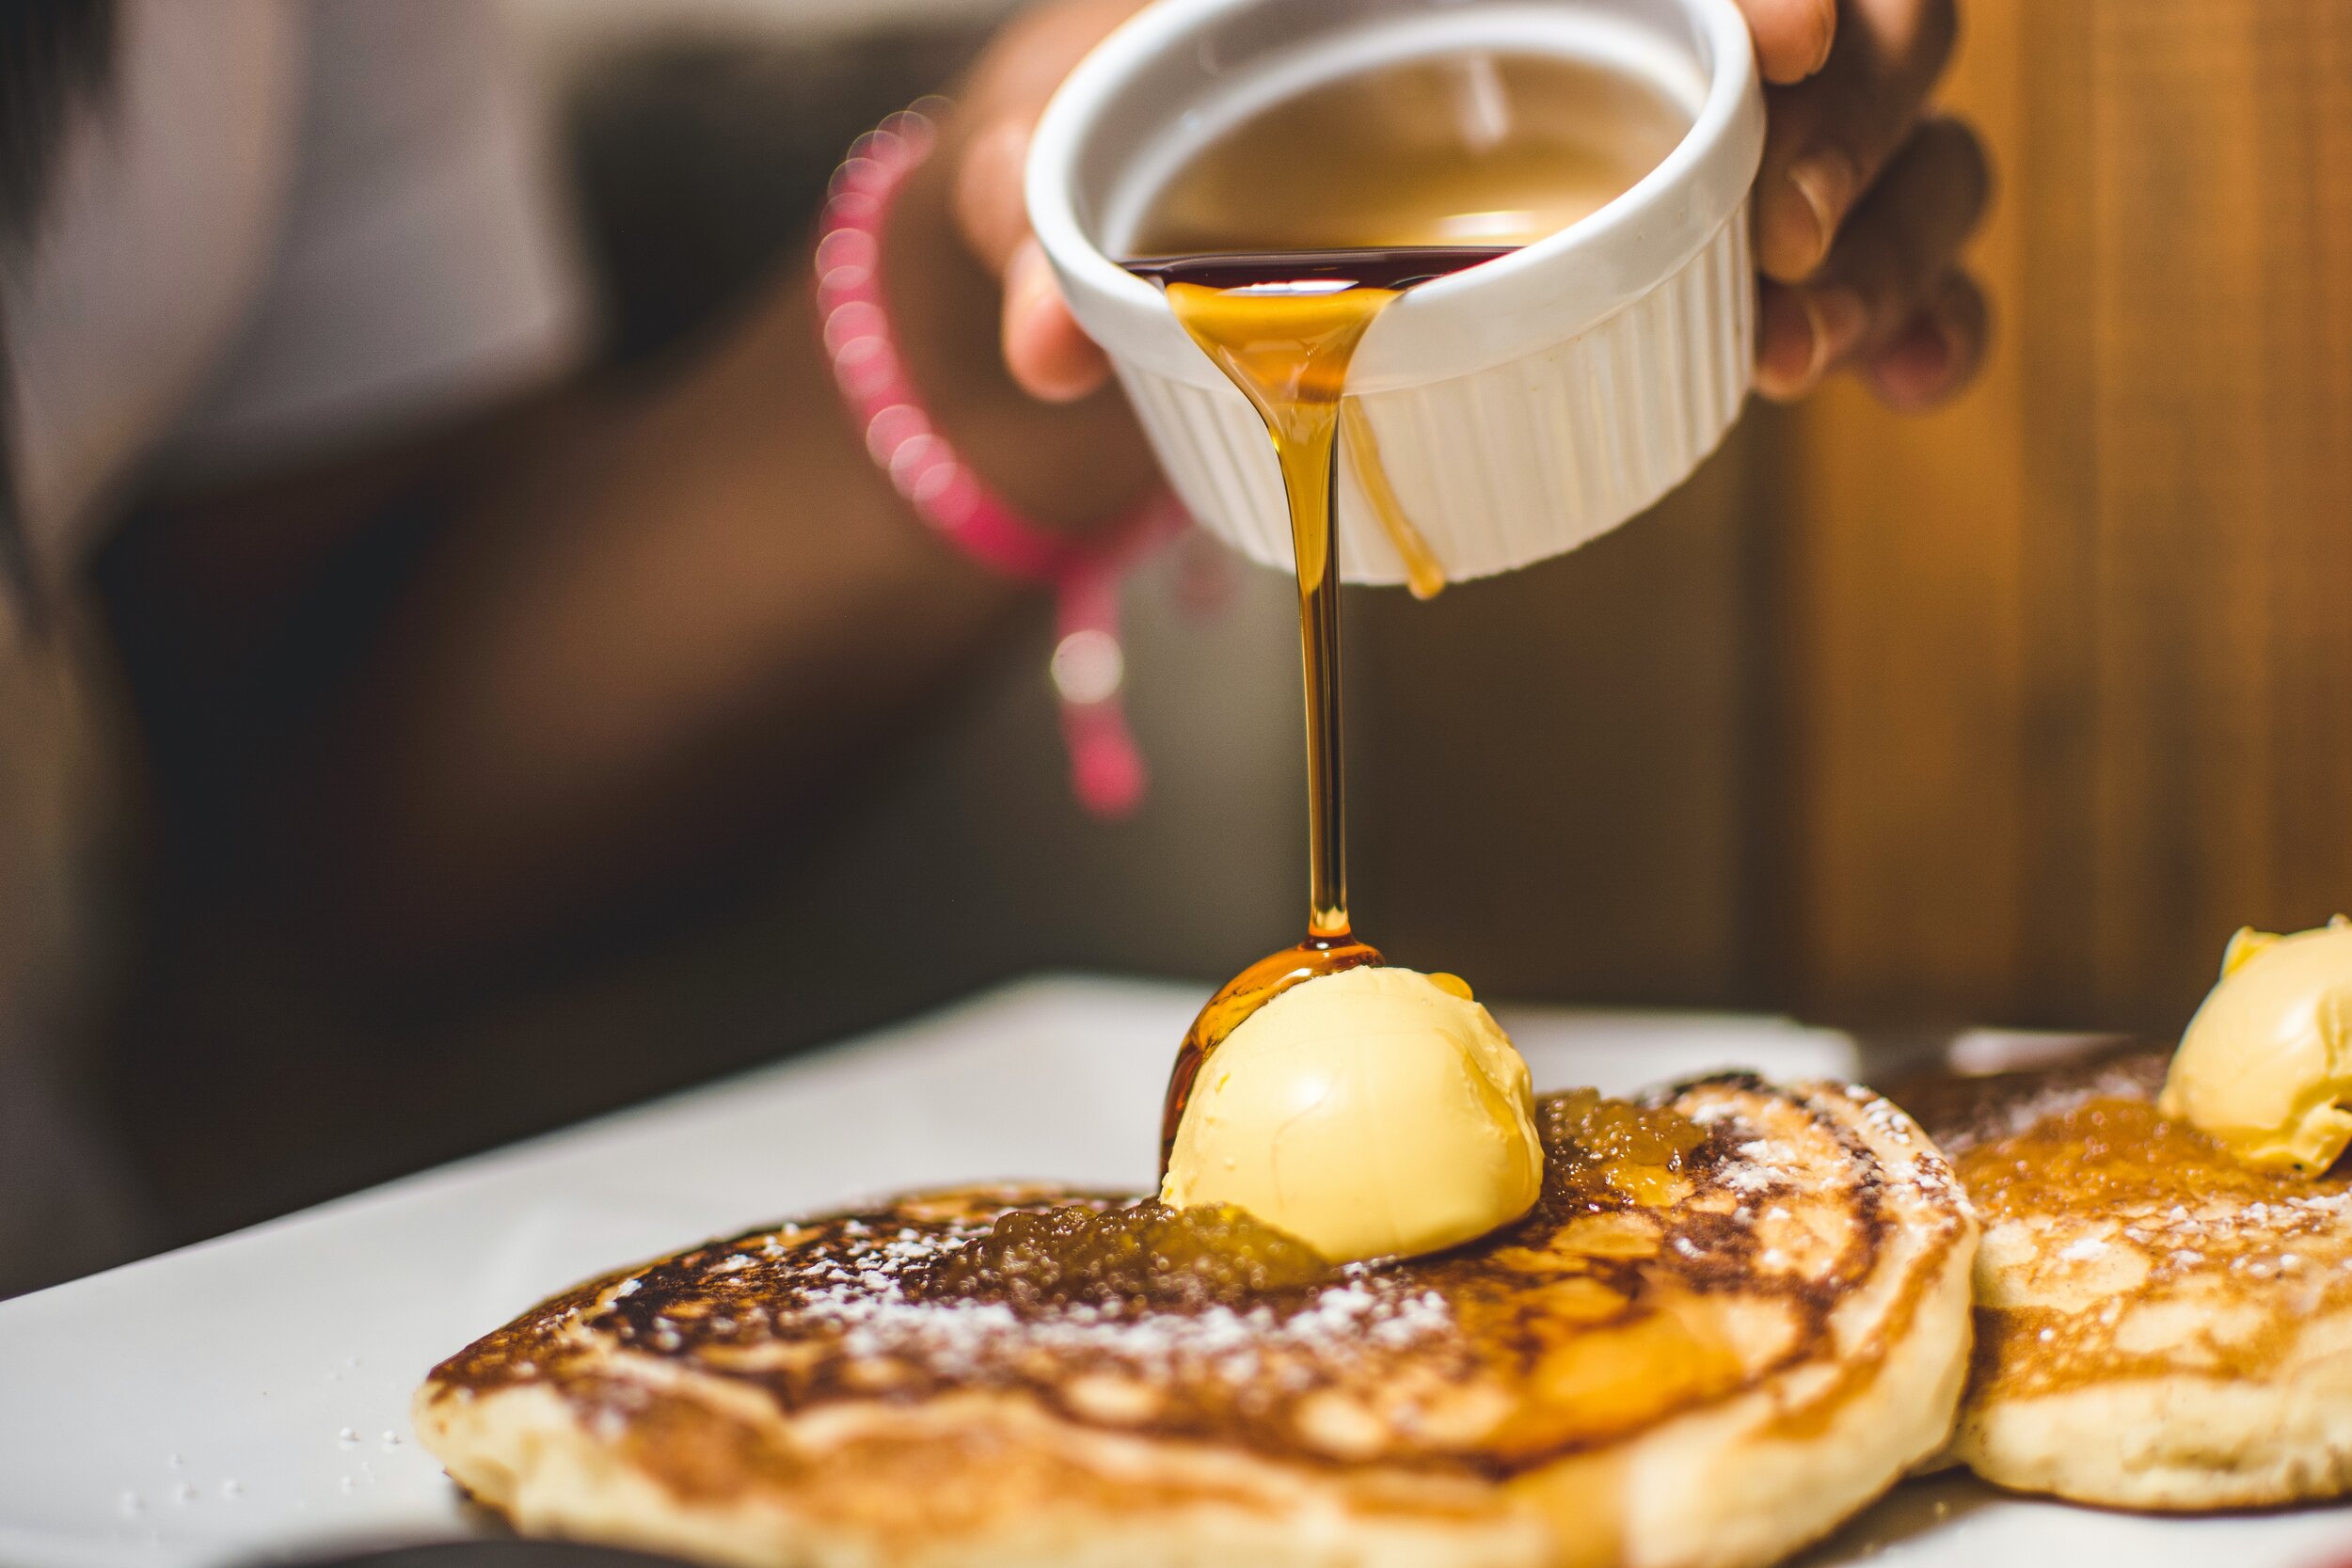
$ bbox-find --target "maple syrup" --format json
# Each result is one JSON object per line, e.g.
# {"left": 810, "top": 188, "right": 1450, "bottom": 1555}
{"left": 1127, "top": 49, "right": 1679, "bottom": 1175}
{"left": 1127, "top": 52, "right": 1688, "bottom": 260}
{"left": 907, "top": 1199, "right": 1335, "bottom": 1312}
{"left": 1541, "top": 1087, "right": 1708, "bottom": 1208}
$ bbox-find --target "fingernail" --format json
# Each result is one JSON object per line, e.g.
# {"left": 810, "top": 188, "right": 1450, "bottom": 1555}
{"left": 1753, "top": 284, "right": 1816, "bottom": 401}
{"left": 1003, "top": 238, "right": 1099, "bottom": 404}
{"left": 1809, "top": 0, "right": 1837, "bottom": 73}
{"left": 1869, "top": 314, "right": 1959, "bottom": 407}
{"left": 1804, "top": 285, "right": 1868, "bottom": 372}
{"left": 1784, "top": 149, "right": 1855, "bottom": 274}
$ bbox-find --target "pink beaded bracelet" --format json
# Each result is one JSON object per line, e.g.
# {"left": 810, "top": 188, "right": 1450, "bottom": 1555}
{"left": 815, "top": 100, "right": 1185, "bottom": 819}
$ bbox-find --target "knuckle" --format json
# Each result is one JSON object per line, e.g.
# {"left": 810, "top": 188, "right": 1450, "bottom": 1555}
{"left": 1805, "top": 0, "right": 1839, "bottom": 73}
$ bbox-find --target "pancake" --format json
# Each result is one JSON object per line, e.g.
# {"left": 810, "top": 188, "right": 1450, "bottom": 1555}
{"left": 1904, "top": 1046, "right": 2352, "bottom": 1509}
{"left": 415, "top": 1077, "right": 1975, "bottom": 1568}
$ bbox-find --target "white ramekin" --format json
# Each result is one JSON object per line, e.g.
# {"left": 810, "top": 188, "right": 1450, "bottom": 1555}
{"left": 1025, "top": 0, "right": 1764, "bottom": 586}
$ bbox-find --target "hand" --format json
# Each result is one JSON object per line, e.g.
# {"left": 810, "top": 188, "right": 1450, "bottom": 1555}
{"left": 953, "top": 0, "right": 1989, "bottom": 413}
{"left": 1742, "top": 0, "right": 1991, "bottom": 409}
{"left": 946, "top": 0, "right": 1148, "bottom": 404}
{"left": 881, "top": 0, "right": 1157, "bottom": 532}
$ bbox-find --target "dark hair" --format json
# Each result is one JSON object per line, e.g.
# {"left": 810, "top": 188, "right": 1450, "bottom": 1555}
{"left": 0, "top": 0, "right": 115, "bottom": 613}
{"left": 0, "top": 0, "right": 114, "bottom": 246}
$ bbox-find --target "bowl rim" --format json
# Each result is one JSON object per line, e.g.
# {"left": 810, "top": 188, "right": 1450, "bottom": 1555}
{"left": 1025, "top": 0, "right": 1765, "bottom": 392}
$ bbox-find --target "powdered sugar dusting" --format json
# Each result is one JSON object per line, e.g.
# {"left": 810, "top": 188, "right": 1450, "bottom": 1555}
{"left": 593, "top": 1198, "right": 1461, "bottom": 1392}
{"left": 797, "top": 1235, "right": 1456, "bottom": 1383}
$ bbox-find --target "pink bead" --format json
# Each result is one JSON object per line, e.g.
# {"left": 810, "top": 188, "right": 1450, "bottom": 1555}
{"left": 813, "top": 101, "right": 1185, "bottom": 821}
{"left": 886, "top": 433, "right": 948, "bottom": 499}
{"left": 821, "top": 191, "right": 880, "bottom": 230}
{"left": 833, "top": 338, "right": 898, "bottom": 401}
{"left": 1071, "top": 722, "right": 1147, "bottom": 817}
{"left": 814, "top": 228, "right": 876, "bottom": 283}
{"left": 879, "top": 111, "right": 936, "bottom": 157}
{"left": 863, "top": 404, "right": 928, "bottom": 465}
{"left": 908, "top": 460, "right": 961, "bottom": 512}
{"left": 821, "top": 300, "right": 887, "bottom": 357}
{"left": 926, "top": 470, "right": 980, "bottom": 531}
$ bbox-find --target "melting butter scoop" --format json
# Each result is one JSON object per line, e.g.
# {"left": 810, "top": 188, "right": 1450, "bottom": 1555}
{"left": 2161, "top": 916, "right": 2352, "bottom": 1175}
{"left": 1162, "top": 966, "right": 1544, "bottom": 1263}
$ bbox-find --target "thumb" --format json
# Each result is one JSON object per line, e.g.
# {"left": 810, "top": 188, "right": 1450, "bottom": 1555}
{"left": 1002, "top": 237, "right": 1113, "bottom": 404}
{"left": 947, "top": 0, "right": 1144, "bottom": 401}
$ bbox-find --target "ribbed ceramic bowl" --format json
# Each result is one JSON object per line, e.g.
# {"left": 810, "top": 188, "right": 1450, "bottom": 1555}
{"left": 1026, "top": 0, "right": 1764, "bottom": 586}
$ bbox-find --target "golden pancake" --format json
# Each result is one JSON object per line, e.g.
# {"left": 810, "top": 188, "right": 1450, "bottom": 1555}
{"left": 1905, "top": 1047, "right": 2352, "bottom": 1509}
{"left": 415, "top": 1078, "right": 1975, "bottom": 1568}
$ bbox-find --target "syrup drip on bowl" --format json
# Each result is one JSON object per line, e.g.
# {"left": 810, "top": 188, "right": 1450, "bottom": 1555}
{"left": 1129, "top": 246, "right": 1514, "bottom": 1175}
{"left": 1123, "top": 247, "right": 1510, "bottom": 606}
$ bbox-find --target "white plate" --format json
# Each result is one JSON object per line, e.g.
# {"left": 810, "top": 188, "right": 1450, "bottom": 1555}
{"left": 0, "top": 974, "right": 2344, "bottom": 1568}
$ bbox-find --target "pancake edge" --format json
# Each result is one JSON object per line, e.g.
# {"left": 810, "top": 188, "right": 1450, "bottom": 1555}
{"left": 415, "top": 1081, "right": 1978, "bottom": 1568}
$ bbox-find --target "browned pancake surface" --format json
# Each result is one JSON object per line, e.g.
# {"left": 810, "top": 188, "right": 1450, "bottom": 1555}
{"left": 426, "top": 1078, "right": 1965, "bottom": 1484}
{"left": 1905, "top": 1047, "right": 2352, "bottom": 1403}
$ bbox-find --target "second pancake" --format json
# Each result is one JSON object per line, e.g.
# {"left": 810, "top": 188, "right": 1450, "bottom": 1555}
{"left": 1908, "top": 1048, "right": 2352, "bottom": 1509}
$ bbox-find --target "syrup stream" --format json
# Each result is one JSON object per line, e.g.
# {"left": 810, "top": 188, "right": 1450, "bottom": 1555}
{"left": 1133, "top": 246, "right": 1511, "bottom": 1175}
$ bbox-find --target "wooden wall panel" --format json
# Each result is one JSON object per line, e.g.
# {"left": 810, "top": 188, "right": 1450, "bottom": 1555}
{"left": 2009, "top": 0, "right": 2101, "bottom": 1023}
{"left": 1773, "top": 0, "right": 2028, "bottom": 1023}
{"left": 1353, "top": 427, "right": 1763, "bottom": 1007}
{"left": 1779, "top": 0, "right": 2352, "bottom": 1033}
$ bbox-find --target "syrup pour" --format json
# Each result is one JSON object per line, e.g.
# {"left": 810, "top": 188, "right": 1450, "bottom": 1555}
{"left": 1131, "top": 246, "right": 1510, "bottom": 1174}
{"left": 1127, "top": 47, "right": 1684, "bottom": 1176}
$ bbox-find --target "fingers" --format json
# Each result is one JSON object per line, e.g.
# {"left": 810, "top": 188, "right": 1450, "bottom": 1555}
{"left": 1756, "top": 265, "right": 1986, "bottom": 407}
{"left": 1743, "top": 0, "right": 1991, "bottom": 410}
{"left": 952, "top": 118, "right": 1031, "bottom": 274}
{"left": 1002, "top": 238, "right": 1113, "bottom": 403}
{"left": 1756, "top": 278, "right": 1865, "bottom": 400}
{"left": 1812, "top": 116, "right": 1990, "bottom": 348}
{"left": 949, "top": 105, "right": 1106, "bottom": 401}
{"left": 1755, "top": 0, "right": 1960, "bottom": 282}
{"left": 946, "top": 0, "right": 1145, "bottom": 403}
{"left": 957, "top": 119, "right": 1112, "bottom": 401}
{"left": 1756, "top": 115, "right": 1992, "bottom": 404}
{"left": 1866, "top": 269, "right": 1988, "bottom": 411}
{"left": 1734, "top": 0, "right": 1837, "bottom": 86}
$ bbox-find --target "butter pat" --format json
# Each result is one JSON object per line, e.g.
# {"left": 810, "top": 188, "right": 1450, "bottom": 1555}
{"left": 1161, "top": 966, "right": 1544, "bottom": 1262}
{"left": 2160, "top": 917, "right": 2352, "bottom": 1174}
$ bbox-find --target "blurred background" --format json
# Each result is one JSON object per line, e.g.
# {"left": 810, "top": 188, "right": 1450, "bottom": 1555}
{"left": 14, "top": 0, "right": 2352, "bottom": 1291}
